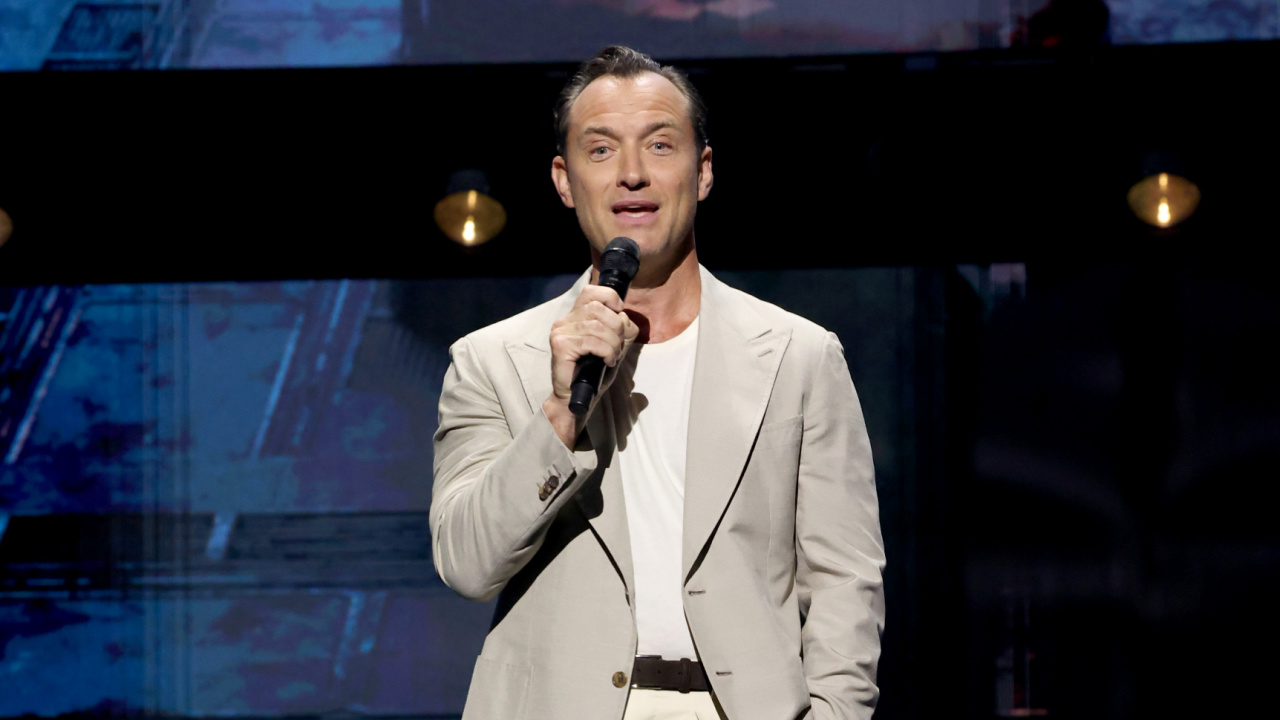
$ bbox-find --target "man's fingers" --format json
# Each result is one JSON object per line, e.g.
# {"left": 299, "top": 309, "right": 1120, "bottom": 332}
{"left": 567, "top": 328, "right": 625, "bottom": 366}
{"left": 550, "top": 326, "right": 625, "bottom": 365}
{"left": 548, "top": 286, "right": 633, "bottom": 403}
{"left": 560, "top": 302, "right": 629, "bottom": 348}
{"left": 575, "top": 285, "right": 624, "bottom": 312}
{"left": 584, "top": 304, "right": 628, "bottom": 336}
{"left": 587, "top": 335, "right": 625, "bottom": 366}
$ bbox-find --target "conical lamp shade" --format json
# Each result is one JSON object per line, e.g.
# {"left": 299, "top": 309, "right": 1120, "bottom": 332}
{"left": 1127, "top": 172, "right": 1200, "bottom": 229}
{"left": 434, "top": 189, "right": 506, "bottom": 246}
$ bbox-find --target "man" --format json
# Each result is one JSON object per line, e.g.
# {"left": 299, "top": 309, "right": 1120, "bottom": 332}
{"left": 430, "top": 46, "right": 884, "bottom": 720}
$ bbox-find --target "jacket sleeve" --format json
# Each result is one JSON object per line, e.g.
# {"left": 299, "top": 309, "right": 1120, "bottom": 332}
{"left": 796, "top": 331, "right": 886, "bottom": 720}
{"left": 429, "top": 336, "right": 600, "bottom": 601}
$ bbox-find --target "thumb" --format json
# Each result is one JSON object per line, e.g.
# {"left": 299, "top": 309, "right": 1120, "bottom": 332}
{"left": 621, "top": 312, "right": 640, "bottom": 348}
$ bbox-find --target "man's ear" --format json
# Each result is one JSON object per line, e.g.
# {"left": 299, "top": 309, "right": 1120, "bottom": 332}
{"left": 697, "top": 145, "right": 714, "bottom": 201}
{"left": 551, "top": 156, "right": 575, "bottom": 208}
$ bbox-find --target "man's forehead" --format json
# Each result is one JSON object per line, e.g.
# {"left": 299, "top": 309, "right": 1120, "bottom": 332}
{"left": 569, "top": 72, "right": 692, "bottom": 135}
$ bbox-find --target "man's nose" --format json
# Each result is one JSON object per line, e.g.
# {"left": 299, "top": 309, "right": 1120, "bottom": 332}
{"left": 616, "top": 149, "right": 649, "bottom": 190}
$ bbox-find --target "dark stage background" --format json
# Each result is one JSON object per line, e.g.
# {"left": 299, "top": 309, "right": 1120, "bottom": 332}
{"left": 3, "top": 3, "right": 1280, "bottom": 719}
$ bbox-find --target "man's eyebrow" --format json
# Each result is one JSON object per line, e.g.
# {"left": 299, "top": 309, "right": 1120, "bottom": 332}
{"left": 581, "top": 125, "right": 620, "bottom": 140}
{"left": 639, "top": 120, "right": 680, "bottom": 137}
{"left": 580, "top": 120, "right": 682, "bottom": 141}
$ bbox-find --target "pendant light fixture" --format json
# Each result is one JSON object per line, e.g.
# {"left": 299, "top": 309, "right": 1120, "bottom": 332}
{"left": 434, "top": 170, "right": 506, "bottom": 247}
{"left": 1127, "top": 152, "right": 1200, "bottom": 229}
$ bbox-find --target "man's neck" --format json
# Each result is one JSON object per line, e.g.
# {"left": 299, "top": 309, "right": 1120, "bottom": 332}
{"left": 609, "top": 247, "right": 701, "bottom": 344}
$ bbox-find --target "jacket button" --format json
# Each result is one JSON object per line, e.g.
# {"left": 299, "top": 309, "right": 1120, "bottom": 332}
{"left": 612, "top": 671, "right": 628, "bottom": 688}
{"left": 546, "top": 476, "right": 559, "bottom": 490}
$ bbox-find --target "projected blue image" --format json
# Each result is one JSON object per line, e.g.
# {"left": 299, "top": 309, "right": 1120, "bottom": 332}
{"left": 1, "top": 0, "right": 1276, "bottom": 71}
{"left": 0, "top": 275, "right": 581, "bottom": 717}
{"left": 0, "top": 268, "right": 915, "bottom": 718}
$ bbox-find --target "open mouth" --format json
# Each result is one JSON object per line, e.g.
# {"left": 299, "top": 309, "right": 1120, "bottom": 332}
{"left": 612, "top": 201, "right": 659, "bottom": 218}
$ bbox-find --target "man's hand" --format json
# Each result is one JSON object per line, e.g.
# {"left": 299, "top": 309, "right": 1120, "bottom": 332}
{"left": 543, "top": 285, "right": 638, "bottom": 447}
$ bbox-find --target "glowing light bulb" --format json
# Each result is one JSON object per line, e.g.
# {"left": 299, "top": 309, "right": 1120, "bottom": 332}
{"left": 433, "top": 174, "right": 507, "bottom": 246}
{"left": 1127, "top": 172, "right": 1200, "bottom": 229}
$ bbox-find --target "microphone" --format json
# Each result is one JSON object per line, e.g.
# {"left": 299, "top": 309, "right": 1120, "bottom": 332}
{"left": 569, "top": 236, "right": 641, "bottom": 416}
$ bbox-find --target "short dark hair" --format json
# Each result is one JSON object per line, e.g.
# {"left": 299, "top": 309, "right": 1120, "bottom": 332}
{"left": 553, "top": 46, "right": 708, "bottom": 157}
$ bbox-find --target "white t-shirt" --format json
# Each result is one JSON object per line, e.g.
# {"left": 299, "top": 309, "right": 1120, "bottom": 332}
{"left": 613, "top": 316, "right": 700, "bottom": 660}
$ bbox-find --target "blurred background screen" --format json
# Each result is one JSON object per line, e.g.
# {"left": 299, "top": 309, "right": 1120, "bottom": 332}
{"left": 1, "top": 0, "right": 1276, "bottom": 71}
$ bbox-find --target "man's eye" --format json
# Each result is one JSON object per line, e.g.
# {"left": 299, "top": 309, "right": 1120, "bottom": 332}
{"left": 591, "top": 146, "right": 610, "bottom": 156}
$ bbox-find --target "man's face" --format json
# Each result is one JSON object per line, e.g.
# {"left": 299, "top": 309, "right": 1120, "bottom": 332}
{"left": 551, "top": 72, "right": 713, "bottom": 271}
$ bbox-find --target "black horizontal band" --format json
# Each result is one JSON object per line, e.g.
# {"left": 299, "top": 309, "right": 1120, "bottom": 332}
{"left": 631, "top": 656, "right": 711, "bottom": 693}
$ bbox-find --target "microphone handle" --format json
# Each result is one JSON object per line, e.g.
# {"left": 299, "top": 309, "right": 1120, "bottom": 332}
{"left": 568, "top": 356, "right": 605, "bottom": 416}
{"left": 567, "top": 270, "right": 632, "bottom": 417}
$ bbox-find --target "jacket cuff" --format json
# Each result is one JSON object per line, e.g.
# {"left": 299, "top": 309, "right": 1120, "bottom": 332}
{"left": 508, "top": 406, "right": 598, "bottom": 509}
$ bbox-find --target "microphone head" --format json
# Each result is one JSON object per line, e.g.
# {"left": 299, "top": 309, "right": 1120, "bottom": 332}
{"left": 600, "top": 237, "right": 641, "bottom": 280}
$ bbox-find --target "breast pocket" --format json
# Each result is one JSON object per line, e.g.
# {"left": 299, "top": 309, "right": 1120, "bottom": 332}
{"left": 756, "top": 415, "right": 802, "bottom": 460}
{"left": 759, "top": 414, "right": 801, "bottom": 442}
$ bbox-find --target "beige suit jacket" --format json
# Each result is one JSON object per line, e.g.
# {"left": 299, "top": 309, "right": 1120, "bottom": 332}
{"left": 431, "top": 266, "right": 885, "bottom": 720}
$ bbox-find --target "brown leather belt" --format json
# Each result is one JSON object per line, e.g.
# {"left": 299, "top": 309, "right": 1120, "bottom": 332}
{"left": 631, "top": 655, "right": 711, "bottom": 693}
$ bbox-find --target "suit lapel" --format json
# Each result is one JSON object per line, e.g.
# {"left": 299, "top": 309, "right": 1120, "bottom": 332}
{"left": 576, "top": 390, "right": 632, "bottom": 592}
{"left": 507, "top": 341, "right": 553, "bottom": 417}
{"left": 683, "top": 268, "right": 791, "bottom": 580}
{"left": 504, "top": 273, "right": 634, "bottom": 593}
{"left": 502, "top": 267, "right": 789, "bottom": 588}
{"left": 505, "top": 269, "right": 590, "bottom": 416}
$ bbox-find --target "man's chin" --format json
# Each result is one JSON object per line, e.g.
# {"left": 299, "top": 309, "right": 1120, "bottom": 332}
{"left": 590, "top": 230, "right": 687, "bottom": 266}
{"left": 608, "top": 228, "right": 654, "bottom": 244}
{"left": 593, "top": 231, "right": 654, "bottom": 256}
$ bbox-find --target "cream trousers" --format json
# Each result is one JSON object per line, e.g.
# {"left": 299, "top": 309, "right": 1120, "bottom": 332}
{"left": 623, "top": 689, "right": 728, "bottom": 720}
